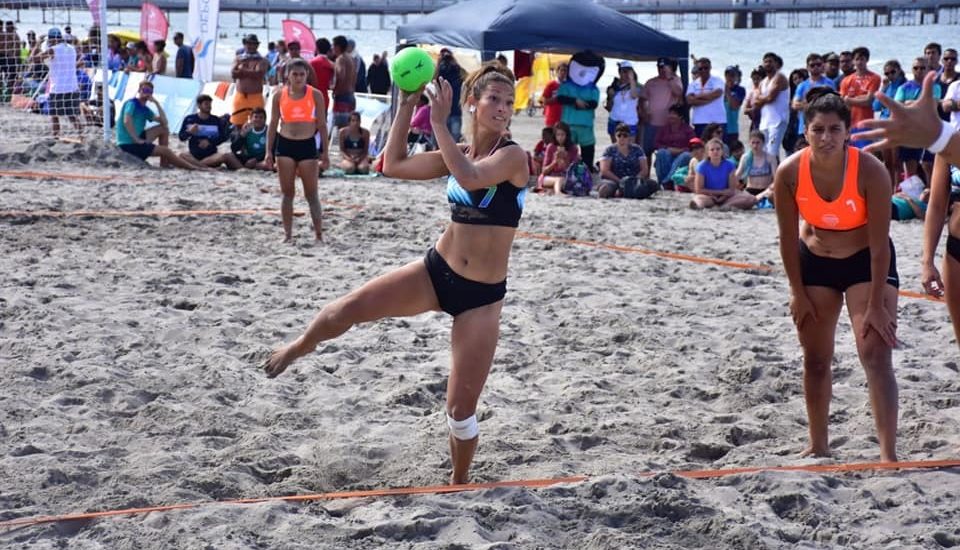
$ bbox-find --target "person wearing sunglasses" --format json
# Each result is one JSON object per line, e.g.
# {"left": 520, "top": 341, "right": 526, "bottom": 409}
{"left": 117, "top": 80, "right": 209, "bottom": 170}
{"left": 792, "top": 53, "right": 837, "bottom": 151}
{"left": 938, "top": 49, "right": 959, "bottom": 124}
{"left": 895, "top": 58, "right": 942, "bottom": 182}
{"left": 874, "top": 60, "right": 907, "bottom": 185}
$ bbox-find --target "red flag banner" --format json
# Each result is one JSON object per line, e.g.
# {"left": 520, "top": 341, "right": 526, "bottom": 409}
{"left": 140, "top": 2, "right": 169, "bottom": 54}
{"left": 281, "top": 19, "right": 316, "bottom": 59}
{"left": 86, "top": 0, "right": 102, "bottom": 27}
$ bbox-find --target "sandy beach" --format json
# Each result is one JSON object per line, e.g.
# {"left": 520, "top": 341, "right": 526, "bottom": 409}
{"left": 2, "top": 107, "right": 960, "bottom": 549}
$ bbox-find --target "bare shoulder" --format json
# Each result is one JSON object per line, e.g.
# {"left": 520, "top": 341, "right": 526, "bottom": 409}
{"left": 775, "top": 149, "right": 804, "bottom": 190}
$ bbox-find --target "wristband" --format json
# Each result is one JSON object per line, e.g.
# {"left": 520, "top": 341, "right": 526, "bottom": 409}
{"left": 928, "top": 120, "right": 955, "bottom": 155}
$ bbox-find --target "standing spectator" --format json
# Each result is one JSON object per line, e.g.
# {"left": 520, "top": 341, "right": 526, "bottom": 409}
{"left": 783, "top": 68, "right": 809, "bottom": 153}
{"left": 347, "top": 39, "right": 366, "bottom": 94}
{"left": 39, "top": 28, "right": 81, "bottom": 140}
{"left": 754, "top": 52, "right": 790, "bottom": 159}
{"left": 117, "top": 80, "right": 203, "bottom": 170}
{"left": 823, "top": 52, "right": 841, "bottom": 84}
{"left": 310, "top": 38, "right": 335, "bottom": 113}
{"left": 230, "top": 34, "right": 269, "bottom": 127}
{"left": 793, "top": 53, "right": 837, "bottom": 146}
{"left": 540, "top": 62, "right": 567, "bottom": 129}
{"left": 840, "top": 46, "right": 881, "bottom": 149}
{"left": 943, "top": 62, "right": 960, "bottom": 132}
{"left": 178, "top": 94, "right": 233, "bottom": 168}
{"left": 125, "top": 41, "right": 151, "bottom": 73}
{"left": 266, "top": 41, "right": 279, "bottom": 84}
{"left": 743, "top": 66, "right": 765, "bottom": 131}
{"left": 437, "top": 48, "right": 464, "bottom": 142}
{"left": 876, "top": 60, "right": 906, "bottom": 185}
{"left": 723, "top": 65, "right": 746, "bottom": 147}
{"left": 152, "top": 40, "right": 167, "bottom": 75}
{"left": 331, "top": 35, "right": 356, "bottom": 129}
{"left": 937, "top": 48, "right": 958, "bottom": 121}
{"left": 839, "top": 50, "right": 855, "bottom": 80}
{"left": 173, "top": 32, "right": 194, "bottom": 79}
{"left": 0, "top": 21, "right": 21, "bottom": 92}
{"left": 653, "top": 104, "right": 696, "bottom": 185}
{"left": 606, "top": 61, "right": 642, "bottom": 143}
{"left": 925, "top": 42, "right": 943, "bottom": 75}
{"left": 558, "top": 52, "right": 601, "bottom": 173}
{"left": 685, "top": 57, "right": 725, "bottom": 137}
{"left": 644, "top": 57, "right": 683, "bottom": 156}
{"left": 278, "top": 41, "right": 317, "bottom": 87}
{"left": 895, "top": 58, "right": 941, "bottom": 182}
{"left": 367, "top": 52, "right": 390, "bottom": 95}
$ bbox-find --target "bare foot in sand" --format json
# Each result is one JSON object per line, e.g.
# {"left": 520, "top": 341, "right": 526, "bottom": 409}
{"left": 800, "top": 446, "right": 832, "bottom": 459}
{"left": 261, "top": 345, "right": 297, "bottom": 378}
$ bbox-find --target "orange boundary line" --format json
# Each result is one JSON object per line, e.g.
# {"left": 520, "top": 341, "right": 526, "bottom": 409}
{"left": 0, "top": 170, "right": 113, "bottom": 181}
{"left": 516, "top": 230, "right": 944, "bottom": 304}
{"left": 517, "top": 230, "right": 773, "bottom": 272}
{"left": 1, "top": 459, "right": 957, "bottom": 531}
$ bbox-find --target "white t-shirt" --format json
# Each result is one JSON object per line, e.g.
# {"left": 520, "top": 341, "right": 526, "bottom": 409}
{"left": 610, "top": 85, "right": 640, "bottom": 125}
{"left": 686, "top": 75, "right": 725, "bottom": 125}
{"left": 48, "top": 43, "right": 79, "bottom": 94}
{"left": 947, "top": 79, "right": 960, "bottom": 132}
{"left": 759, "top": 73, "right": 790, "bottom": 130}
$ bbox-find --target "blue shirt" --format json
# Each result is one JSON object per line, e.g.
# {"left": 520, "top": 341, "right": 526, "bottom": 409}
{"left": 724, "top": 85, "right": 746, "bottom": 135}
{"left": 895, "top": 79, "right": 942, "bottom": 103}
{"left": 117, "top": 99, "right": 156, "bottom": 145}
{"left": 874, "top": 77, "right": 906, "bottom": 119}
{"left": 601, "top": 144, "right": 645, "bottom": 179}
{"left": 794, "top": 76, "right": 837, "bottom": 134}
{"left": 696, "top": 158, "right": 736, "bottom": 191}
{"left": 176, "top": 45, "right": 195, "bottom": 78}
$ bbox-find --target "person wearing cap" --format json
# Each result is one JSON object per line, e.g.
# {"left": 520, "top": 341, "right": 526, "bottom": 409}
{"left": 37, "top": 27, "right": 82, "bottom": 140}
{"left": 723, "top": 65, "right": 746, "bottom": 148}
{"left": 125, "top": 41, "right": 151, "bottom": 73}
{"left": 231, "top": 34, "right": 269, "bottom": 127}
{"left": 668, "top": 137, "right": 706, "bottom": 192}
{"left": 605, "top": 61, "right": 643, "bottom": 144}
{"left": 644, "top": 57, "right": 683, "bottom": 157}
{"left": 686, "top": 57, "right": 726, "bottom": 139}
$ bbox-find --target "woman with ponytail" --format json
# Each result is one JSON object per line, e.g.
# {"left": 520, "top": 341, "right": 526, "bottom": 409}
{"left": 261, "top": 62, "right": 529, "bottom": 485}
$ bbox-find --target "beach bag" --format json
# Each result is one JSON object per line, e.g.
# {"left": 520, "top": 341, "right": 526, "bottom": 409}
{"left": 670, "top": 165, "right": 690, "bottom": 189}
{"left": 622, "top": 176, "right": 660, "bottom": 200}
{"left": 563, "top": 161, "right": 593, "bottom": 196}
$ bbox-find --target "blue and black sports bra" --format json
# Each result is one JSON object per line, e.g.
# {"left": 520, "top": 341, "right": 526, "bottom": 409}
{"left": 446, "top": 139, "right": 526, "bottom": 228}
{"left": 342, "top": 133, "right": 364, "bottom": 150}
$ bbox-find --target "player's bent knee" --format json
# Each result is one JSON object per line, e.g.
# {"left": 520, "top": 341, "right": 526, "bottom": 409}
{"left": 447, "top": 413, "right": 479, "bottom": 440}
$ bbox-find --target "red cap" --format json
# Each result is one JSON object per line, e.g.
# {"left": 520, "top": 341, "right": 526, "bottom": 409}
{"left": 688, "top": 137, "right": 703, "bottom": 147}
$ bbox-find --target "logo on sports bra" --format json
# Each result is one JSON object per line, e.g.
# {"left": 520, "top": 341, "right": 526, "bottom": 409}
{"left": 845, "top": 199, "right": 857, "bottom": 212}
{"left": 821, "top": 213, "right": 840, "bottom": 228}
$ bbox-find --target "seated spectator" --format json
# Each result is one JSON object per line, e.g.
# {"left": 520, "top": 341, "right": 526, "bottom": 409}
{"left": 117, "top": 80, "right": 207, "bottom": 170}
{"left": 667, "top": 138, "right": 707, "bottom": 192}
{"left": 226, "top": 107, "right": 271, "bottom": 170}
{"left": 653, "top": 104, "right": 695, "bottom": 185}
{"left": 690, "top": 138, "right": 755, "bottom": 209}
{"left": 598, "top": 123, "right": 657, "bottom": 199}
{"left": 178, "top": 94, "right": 233, "bottom": 168}
{"left": 530, "top": 126, "right": 555, "bottom": 176}
{"left": 81, "top": 84, "right": 116, "bottom": 128}
{"left": 536, "top": 121, "right": 579, "bottom": 194}
{"left": 891, "top": 179, "right": 929, "bottom": 221}
{"left": 735, "top": 130, "right": 778, "bottom": 200}
{"left": 700, "top": 122, "right": 730, "bottom": 157}
{"left": 407, "top": 95, "right": 433, "bottom": 152}
{"left": 338, "top": 111, "right": 370, "bottom": 174}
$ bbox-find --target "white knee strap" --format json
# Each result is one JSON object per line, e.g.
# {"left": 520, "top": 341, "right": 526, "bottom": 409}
{"left": 447, "top": 413, "right": 479, "bottom": 440}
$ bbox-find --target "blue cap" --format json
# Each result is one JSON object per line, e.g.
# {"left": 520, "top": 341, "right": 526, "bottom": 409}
{"left": 47, "top": 27, "right": 62, "bottom": 40}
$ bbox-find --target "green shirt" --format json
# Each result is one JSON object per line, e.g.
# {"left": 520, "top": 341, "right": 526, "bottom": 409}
{"left": 558, "top": 81, "right": 599, "bottom": 129}
{"left": 117, "top": 99, "right": 156, "bottom": 146}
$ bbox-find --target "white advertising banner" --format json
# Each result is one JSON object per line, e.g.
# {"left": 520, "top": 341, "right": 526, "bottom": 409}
{"left": 188, "top": 0, "right": 220, "bottom": 82}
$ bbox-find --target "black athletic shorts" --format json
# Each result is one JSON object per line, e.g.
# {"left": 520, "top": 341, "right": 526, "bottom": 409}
{"left": 119, "top": 142, "right": 156, "bottom": 161}
{"left": 275, "top": 134, "right": 318, "bottom": 162}
{"left": 424, "top": 247, "right": 506, "bottom": 316}
{"left": 49, "top": 91, "right": 81, "bottom": 117}
{"left": 799, "top": 239, "right": 899, "bottom": 292}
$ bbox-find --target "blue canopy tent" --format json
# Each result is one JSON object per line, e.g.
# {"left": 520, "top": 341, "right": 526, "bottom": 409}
{"left": 396, "top": 0, "right": 689, "bottom": 68}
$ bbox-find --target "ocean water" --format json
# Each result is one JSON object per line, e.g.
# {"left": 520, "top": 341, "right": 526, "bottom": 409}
{"left": 3, "top": 7, "right": 956, "bottom": 86}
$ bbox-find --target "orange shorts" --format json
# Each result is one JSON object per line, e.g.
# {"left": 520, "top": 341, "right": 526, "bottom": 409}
{"left": 230, "top": 92, "right": 265, "bottom": 126}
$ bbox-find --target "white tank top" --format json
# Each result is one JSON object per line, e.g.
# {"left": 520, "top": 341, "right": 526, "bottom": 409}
{"left": 48, "top": 43, "right": 79, "bottom": 94}
{"left": 759, "top": 73, "right": 789, "bottom": 130}
{"left": 610, "top": 85, "right": 639, "bottom": 125}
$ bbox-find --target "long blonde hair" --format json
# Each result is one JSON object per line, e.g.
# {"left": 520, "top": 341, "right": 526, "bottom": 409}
{"left": 462, "top": 62, "right": 515, "bottom": 146}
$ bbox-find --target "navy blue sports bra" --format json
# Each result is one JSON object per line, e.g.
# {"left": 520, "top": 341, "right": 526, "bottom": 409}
{"left": 446, "top": 139, "right": 526, "bottom": 228}
{"left": 342, "top": 133, "right": 364, "bottom": 150}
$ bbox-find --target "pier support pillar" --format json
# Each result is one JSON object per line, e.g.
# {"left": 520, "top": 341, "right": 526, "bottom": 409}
{"left": 750, "top": 11, "right": 766, "bottom": 28}
{"left": 733, "top": 12, "right": 748, "bottom": 29}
